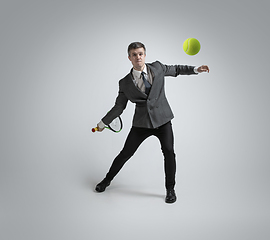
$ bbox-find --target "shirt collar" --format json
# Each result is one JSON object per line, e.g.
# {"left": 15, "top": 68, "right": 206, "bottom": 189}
{"left": 132, "top": 64, "right": 148, "bottom": 79}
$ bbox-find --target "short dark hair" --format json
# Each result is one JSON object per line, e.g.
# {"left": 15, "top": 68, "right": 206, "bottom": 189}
{"left": 128, "top": 42, "right": 146, "bottom": 56}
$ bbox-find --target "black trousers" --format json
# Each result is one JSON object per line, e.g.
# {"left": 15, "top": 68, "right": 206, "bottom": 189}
{"left": 105, "top": 121, "right": 176, "bottom": 189}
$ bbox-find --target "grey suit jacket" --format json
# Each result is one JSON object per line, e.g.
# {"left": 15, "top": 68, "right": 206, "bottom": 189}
{"left": 102, "top": 61, "right": 198, "bottom": 129}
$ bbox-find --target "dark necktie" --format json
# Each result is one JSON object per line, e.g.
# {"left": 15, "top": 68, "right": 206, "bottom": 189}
{"left": 141, "top": 72, "right": 151, "bottom": 95}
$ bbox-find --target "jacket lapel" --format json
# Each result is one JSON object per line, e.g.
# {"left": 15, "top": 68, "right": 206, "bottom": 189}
{"left": 147, "top": 64, "right": 155, "bottom": 79}
{"left": 125, "top": 71, "right": 147, "bottom": 98}
{"left": 125, "top": 64, "right": 158, "bottom": 99}
{"left": 146, "top": 64, "right": 157, "bottom": 97}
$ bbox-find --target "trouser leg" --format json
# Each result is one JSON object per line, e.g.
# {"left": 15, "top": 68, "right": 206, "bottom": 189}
{"left": 105, "top": 127, "right": 151, "bottom": 181}
{"left": 154, "top": 122, "right": 176, "bottom": 190}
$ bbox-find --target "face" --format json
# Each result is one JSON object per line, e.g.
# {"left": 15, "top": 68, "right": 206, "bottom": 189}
{"left": 128, "top": 47, "right": 146, "bottom": 71}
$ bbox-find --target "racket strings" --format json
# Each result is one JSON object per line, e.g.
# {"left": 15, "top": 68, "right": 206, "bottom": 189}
{"left": 109, "top": 118, "right": 121, "bottom": 131}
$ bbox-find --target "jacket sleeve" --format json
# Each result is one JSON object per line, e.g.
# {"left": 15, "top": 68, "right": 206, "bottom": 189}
{"left": 157, "top": 61, "right": 198, "bottom": 77}
{"left": 101, "top": 81, "right": 128, "bottom": 126}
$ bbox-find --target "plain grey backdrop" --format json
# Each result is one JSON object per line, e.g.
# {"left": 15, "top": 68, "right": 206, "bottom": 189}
{"left": 1, "top": 0, "right": 269, "bottom": 239}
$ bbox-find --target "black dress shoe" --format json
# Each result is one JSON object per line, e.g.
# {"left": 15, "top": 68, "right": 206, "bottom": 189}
{"left": 165, "top": 189, "right": 177, "bottom": 203}
{"left": 95, "top": 178, "right": 111, "bottom": 192}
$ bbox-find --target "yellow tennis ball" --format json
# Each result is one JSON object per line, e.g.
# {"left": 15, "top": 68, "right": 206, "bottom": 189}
{"left": 183, "top": 38, "right": 201, "bottom": 55}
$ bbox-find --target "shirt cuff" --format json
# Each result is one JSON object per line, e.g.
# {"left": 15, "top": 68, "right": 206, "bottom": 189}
{"left": 98, "top": 120, "right": 106, "bottom": 129}
{"left": 194, "top": 67, "right": 199, "bottom": 73}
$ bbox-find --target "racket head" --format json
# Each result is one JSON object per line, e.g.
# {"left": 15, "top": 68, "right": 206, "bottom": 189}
{"left": 107, "top": 116, "right": 123, "bottom": 133}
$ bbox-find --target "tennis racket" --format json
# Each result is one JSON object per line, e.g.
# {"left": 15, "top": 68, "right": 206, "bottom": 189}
{"left": 92, "top": 116, "right": 123, "bottom": 133}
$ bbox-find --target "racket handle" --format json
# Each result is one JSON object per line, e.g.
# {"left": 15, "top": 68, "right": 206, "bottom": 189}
{"left": 92, "top": 127, "right": 98, "bottom": 133}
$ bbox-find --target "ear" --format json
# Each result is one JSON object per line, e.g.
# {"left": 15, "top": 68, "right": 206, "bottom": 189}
{"left": 128, "top": 55, "right": 131, "bottom": 61}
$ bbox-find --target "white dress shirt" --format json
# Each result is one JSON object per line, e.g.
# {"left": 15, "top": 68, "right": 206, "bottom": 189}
{"left": 131, "top": 65, "right": 153, "bottom": 93}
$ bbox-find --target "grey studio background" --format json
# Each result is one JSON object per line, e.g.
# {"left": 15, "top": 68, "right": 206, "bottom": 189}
{"left": 1, "top": 0, "right": 269, "bottom": 239}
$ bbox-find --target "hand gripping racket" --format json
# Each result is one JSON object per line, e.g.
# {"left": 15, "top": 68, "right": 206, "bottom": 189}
{"left": 92, "top": 116, "right": 123, "bottom": 133}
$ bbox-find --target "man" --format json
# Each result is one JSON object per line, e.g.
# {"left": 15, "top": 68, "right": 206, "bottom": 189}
{"left": 94, "top": 42, "right": 209, "bottom": 203}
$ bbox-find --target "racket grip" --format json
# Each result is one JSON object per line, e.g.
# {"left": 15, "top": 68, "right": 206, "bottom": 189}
{"left": 92, "top": 127, "right": 98, "bottom": 133}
